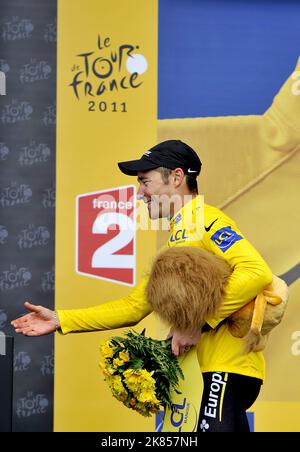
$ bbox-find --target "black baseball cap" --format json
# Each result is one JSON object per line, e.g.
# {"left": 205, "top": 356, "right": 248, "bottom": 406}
{"left": 118, "top": 140, "right": 202, "bottom": 178}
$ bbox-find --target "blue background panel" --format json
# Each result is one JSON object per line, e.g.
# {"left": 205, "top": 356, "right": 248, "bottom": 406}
{"left": 158, "top": 0, "right": 300, "bottom": 118}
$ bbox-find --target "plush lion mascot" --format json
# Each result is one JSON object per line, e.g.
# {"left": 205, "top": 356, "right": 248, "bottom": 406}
{"left": 146, "top": 246, "right": 288, "bottom": 352}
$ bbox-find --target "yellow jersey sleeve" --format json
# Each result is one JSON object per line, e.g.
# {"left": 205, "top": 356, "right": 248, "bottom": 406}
{"left": 203, "top": 210, "right": 273, "bottom": 328}
{"left": 57, "top": 276, "right": 152, "bottom": 334}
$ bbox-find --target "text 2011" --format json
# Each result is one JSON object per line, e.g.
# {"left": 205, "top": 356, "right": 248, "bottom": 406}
{"left": 88, "top": 101, "right": 127, "bottom": 112}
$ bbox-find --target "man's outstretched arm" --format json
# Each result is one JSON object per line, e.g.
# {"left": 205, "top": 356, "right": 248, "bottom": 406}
{"left": 11, "top": 277, "right": 152, "bottom": 336}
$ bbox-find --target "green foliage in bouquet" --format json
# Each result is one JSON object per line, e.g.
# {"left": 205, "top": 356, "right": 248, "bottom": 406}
{"left": 99, "top": 329, "right": 184, "bottom": 417}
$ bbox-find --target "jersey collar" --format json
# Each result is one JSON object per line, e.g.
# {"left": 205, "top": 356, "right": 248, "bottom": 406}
{"left": 169, "top": 195, "right": 203, "bottom": 233}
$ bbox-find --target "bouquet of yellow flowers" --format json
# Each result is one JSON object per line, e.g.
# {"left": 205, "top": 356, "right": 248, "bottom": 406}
{"left": 99, "top": 329, "right": 184, "bottom": 417}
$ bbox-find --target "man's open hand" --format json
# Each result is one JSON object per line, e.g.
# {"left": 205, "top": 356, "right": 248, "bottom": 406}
{"left": 11, "top": 302, "right": 59, "bottom": 336}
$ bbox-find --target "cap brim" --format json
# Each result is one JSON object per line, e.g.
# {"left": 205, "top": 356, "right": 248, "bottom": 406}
{"left": 118, "top": 159, "right": 159, "bottom": 176}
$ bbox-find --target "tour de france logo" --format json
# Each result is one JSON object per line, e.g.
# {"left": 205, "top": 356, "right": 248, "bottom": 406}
{"left": 69, "top": 34, "right": 148, "bottom": 113}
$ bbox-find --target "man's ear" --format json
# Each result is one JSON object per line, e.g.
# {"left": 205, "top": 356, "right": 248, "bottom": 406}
{"left": 173, "top": 168, "right": 185, "bottom": 187}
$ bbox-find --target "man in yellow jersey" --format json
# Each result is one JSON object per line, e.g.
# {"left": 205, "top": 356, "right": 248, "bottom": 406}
{"left": 11, "top": 140, "right": 273, "bottom": 432}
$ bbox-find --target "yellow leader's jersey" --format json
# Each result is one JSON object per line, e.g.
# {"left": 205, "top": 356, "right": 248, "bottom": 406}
{"left": 58, "top": 196, "right": 273, "bottom": 381}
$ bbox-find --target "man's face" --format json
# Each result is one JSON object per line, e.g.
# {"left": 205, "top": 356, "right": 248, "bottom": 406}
{"left": 137, "top": 169, "right": 176, "bottom": 219}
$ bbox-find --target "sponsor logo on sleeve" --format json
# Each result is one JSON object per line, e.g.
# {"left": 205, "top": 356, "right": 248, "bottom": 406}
{"left": 210, "top": 226, "right": 243, "bottom": 252}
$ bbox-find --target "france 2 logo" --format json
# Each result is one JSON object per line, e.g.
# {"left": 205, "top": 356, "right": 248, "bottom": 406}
{"left": 76, "top": 185, "right": 136, "bottom": 286}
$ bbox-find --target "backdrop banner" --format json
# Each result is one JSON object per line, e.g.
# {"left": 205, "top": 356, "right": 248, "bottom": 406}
{"left": 0, "top": 0, "right": 56, "bottom": 432}
{"left": 55, "top": 0, "right": 158, "bottom": 432}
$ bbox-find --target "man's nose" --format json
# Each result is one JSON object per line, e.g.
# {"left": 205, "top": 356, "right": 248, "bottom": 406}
{"left": 137, "top": 185, "right": 145, "bottom": 200}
